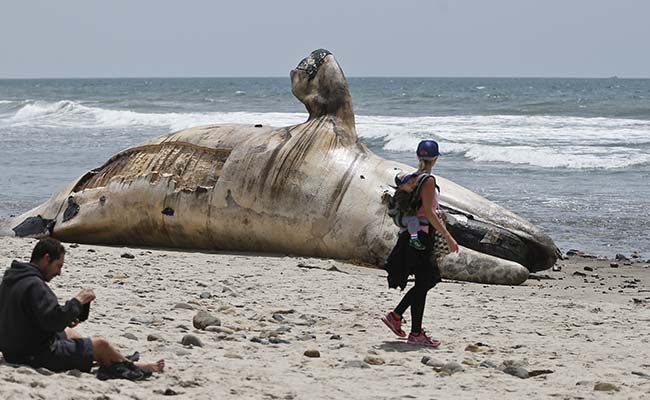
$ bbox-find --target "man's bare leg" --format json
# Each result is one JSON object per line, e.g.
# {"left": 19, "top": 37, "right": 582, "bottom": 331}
{"left": 65, "top": 330, "right": 164, "bottom": 372}
{"left": 91, "top": 337, "right": 164, "bottom": 372}
{"left": 64, "top": 330, "right": 126, "bottom": 365}
{"left": 64, "top": 327, "right": 82, "bottom": 339}
{"left": 134, "top": 359, "right": 165, "bottom": 372}
{"left": 91, "top": 337, "right": 127, "bottom": 365}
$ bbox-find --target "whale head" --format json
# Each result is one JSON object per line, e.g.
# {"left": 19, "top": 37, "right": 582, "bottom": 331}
{"left": 290, "top": 49, "right": 356, "bottom": 135}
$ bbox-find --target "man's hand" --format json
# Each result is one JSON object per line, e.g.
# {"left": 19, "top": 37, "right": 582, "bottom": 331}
{"left": 75, "top": 288, "right": 96, "bottom": 305}
{"left": 68, "top": 319, "right": 80, "bottom": 328}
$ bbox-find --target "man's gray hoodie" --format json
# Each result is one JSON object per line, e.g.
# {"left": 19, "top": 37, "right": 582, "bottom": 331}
{"left": 0, "top": 261, "right": 81, "bottom": 362}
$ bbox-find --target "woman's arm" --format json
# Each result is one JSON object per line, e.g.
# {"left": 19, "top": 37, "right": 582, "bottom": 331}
{"left": 421, "top": 178, "right": 459, "bottom": 253}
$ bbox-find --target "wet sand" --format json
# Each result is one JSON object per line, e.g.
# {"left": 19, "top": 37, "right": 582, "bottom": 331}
{"left": 1, "top": 236, "right": 649, "bottom": 399}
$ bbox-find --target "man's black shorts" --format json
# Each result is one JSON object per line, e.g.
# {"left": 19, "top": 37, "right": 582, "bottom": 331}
{"left": 30, "top": 331, "right": 94, "bottom": 373}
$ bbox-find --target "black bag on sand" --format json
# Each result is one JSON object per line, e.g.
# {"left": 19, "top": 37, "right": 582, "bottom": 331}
{"left": 96, "top": 360, "right": 151, "bottom": 381}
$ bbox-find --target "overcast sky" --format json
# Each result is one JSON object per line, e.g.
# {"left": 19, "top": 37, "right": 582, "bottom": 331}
{"left": 1, "top": 0, "right": 649, "bottom": 78}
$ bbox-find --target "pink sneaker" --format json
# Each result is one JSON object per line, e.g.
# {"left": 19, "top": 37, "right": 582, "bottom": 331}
{"left": 381, "top": 311, "right": 406, "bottom": 337}
{"left": 407, "top": 330, "right": 441, "bottom": 347}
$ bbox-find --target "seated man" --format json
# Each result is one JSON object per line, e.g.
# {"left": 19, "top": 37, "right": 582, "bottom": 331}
{"left": 0, "top": 238, "right": 164, "bottom": 379}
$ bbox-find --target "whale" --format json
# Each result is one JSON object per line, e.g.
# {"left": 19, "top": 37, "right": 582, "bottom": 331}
{"left": 0, "top": 49, "right": 559, "bottom": 285}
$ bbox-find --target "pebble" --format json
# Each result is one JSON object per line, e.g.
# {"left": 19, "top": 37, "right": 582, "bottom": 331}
{"left": 462, "top": 358, "right": 479, "bottom": 367}
{"left": 440, "top": 362, "right": 464, "bottom": 375}
{"left": 615, "top": 254, "right": 629, "bottom": 262}
{"left": 223, "top": 353, "right": 243, "bottom": 359}
{"left": 199, "top": 292, "right": 212, "bottom": 299}
{"left": 479, "top": 360, "right": 498, "bottom": 368}
{"left": 193, "top": 310, "right": 221, "bottom": 330}
{"left": 174, "top": 303, "right": 195, "bottom": 310}
{"left": 465, "top": 343, "right": 488, "bottom": 353}
{"left": 330, "top": 334, "right": 342, "bottom": 340}
{"left": 594, "top": 382, "right": 619, "bottom": 392}
{"left": 303, "top": 349, "right": 320, "bottom": 358}
{"left": 297, "top": 334, "right": 316, "bottom": 341}
{"left": 67, "top": 369, "right": 83, "bottom": 377}
{"left": 15, "top": 367, "right": 36, "bottom": 375}
{"left": 573, "top": 271, "right": 587, "bottom": 277}
{"left": 251, "top": 337, "right": 269, "bottom": 345}
{"left": 273, "top": 308, "right": 296, "bottom": 314}
{"left": 36, "top": 368, "right": 54, "bottom": 376}
{"left": 632, "top": 371, "right": 650, "bottom": 379}
{"left": 584, "top": 266, "right": 594, "bottom": 272}
{"left": 421, "top": 356, "right": 445, "bottom": 368}
{"left": 269, "top": 337, "right": 291, "bottom": 345}
{"left": 363, "top": 356, "right": 385, "bottom": 366}
{"left": 503, "top": 367, "right": 529, "bottom": 379}
{"left": 343, "top": 360, "right": 370, "bottom": 369}
{"left": 181, "top": 334, "right": 203, "bottom": 347}
{"left": 130, "top": 317, "right": 153, "bottom": 325}
{"left": 501, "top": 359, "right": 528, "bottom": 369}
{"left": 69, "top": 243, "right": 79, "bottom": 248}
{"left": 529, "top": 369, "right": 554, "bottom": 377}
{"left": 147, "top": 334, "right": 165, "bottom": 342}
{"left": 121, "top": 253, "right": 135, "bottom": 259}
{"left": 205, "top": 326, "right": 234, "bottom": 335}
{"left": 122, "top": 332, "right": 138, "bottom": 340}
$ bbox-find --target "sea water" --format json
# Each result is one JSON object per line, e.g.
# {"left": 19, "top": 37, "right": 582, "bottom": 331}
{"left": 1, "top": 77, "right": 649, "bottom": 256}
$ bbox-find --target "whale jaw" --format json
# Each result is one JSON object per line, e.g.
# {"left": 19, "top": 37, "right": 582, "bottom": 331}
{"left": 290, "top": 49, "right": 356, "bottom": 137}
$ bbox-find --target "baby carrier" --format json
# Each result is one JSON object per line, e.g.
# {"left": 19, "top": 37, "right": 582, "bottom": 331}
{"left": 386, "top": 173, "right": 435, "bottom": 228}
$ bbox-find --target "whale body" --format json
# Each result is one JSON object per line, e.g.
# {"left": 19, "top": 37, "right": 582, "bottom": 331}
{"left": 0, "top": 49, "right": 559, "bottom": 285}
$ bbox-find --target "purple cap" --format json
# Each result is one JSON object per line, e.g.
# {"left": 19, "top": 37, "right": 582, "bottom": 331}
{"left": 417, "top": 140, "right": 440, "bottom": 158}
{"left": 394, "top": 172, "right": 416, "bottom": 186}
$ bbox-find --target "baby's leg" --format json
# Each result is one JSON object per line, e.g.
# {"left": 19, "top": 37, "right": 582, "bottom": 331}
{"left": 405, "top": 216, "right": 420, "bottom": 236}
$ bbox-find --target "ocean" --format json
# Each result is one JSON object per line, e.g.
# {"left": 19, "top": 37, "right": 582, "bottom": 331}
{"left": 1, "top": 77, "right": 649, "bottom": 257}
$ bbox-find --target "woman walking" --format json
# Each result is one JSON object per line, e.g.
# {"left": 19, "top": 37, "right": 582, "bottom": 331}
{"left": 382, "top": 140, "right": 458, "bottom": 347}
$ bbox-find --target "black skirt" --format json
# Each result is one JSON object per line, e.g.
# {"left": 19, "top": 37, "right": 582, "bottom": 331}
{"left": 384, "top": 228, "right": 442, "bottom": 291}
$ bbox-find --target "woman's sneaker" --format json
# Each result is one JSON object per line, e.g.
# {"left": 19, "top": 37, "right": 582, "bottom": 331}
{"left": 381, "top": 311, "right": 406, "bottom": 337}
{"left": 407, "top": 330, "right": 441, "bottom": 347}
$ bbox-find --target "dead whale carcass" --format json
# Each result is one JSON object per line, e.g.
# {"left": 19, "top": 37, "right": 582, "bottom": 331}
{"left": 0, "top": 49, "right": 559, "bottom": 285}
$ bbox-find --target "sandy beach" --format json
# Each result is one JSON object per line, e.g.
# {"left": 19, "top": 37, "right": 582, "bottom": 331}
{"left": 1, "top": 236, "right": 649, "bottom": 399}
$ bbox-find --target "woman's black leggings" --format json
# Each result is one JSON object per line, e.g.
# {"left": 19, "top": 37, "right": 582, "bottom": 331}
{"left": 393, "top": 258, "right": 435, "bottom": 334}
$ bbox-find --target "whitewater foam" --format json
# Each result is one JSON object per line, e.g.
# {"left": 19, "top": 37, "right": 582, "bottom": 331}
{"left": 3, "top": 100, "right": 650, "bottom": 169}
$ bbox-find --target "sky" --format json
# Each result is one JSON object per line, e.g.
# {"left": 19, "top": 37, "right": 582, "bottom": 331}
{"left": 1, "top": 0, "right": 649, "bottom": 79}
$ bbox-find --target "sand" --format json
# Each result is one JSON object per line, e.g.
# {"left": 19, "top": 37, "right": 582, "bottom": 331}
{"left": 1, "top": 236, "right": 649, "bottom": 399}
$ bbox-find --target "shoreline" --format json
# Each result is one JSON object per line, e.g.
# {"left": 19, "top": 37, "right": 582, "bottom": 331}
{"left": 1, "top": 237, "right": 649, "bottom": 399}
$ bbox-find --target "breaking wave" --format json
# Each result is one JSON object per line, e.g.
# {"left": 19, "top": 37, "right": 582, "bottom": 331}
{"left": 3, "top": 100, "right": 650, "bottom": 169}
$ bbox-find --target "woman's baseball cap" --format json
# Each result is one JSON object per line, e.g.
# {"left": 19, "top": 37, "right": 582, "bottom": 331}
{"left": 416, "top": 140, "right": 440, "bottom": 158}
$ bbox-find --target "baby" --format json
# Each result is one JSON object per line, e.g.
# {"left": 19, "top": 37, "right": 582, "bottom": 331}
{"left": 393, "top": 172, "right": 426, "bottom": 251}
